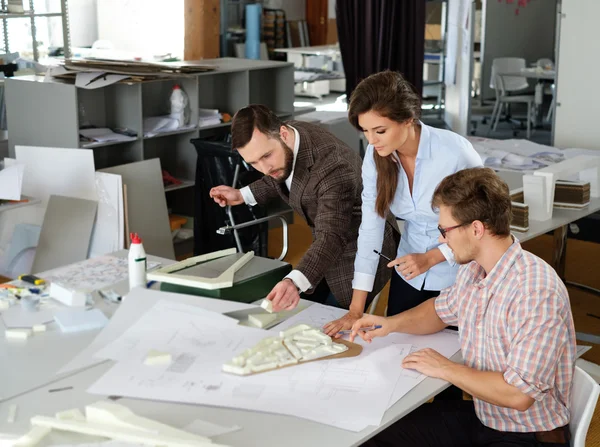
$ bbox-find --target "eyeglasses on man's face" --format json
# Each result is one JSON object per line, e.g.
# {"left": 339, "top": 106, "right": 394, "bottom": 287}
{"left": 437, "top": 222, "right": 470, "bottom": 239}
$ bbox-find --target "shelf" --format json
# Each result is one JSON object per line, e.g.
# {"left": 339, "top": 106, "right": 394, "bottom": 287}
{"left": 80, "top": 137, "right": 138, "bottom": 149}
{"left": 164, "top": 179, "right": 195, "bottom": 193}
{"left": 0, "top": 12, "right": 62, "bottom": 19}
{"left": 144, "top": 126, "right": 198, "bottom": 140}
{"left": 198, "top": 122, "right": 231, "bottom": 131}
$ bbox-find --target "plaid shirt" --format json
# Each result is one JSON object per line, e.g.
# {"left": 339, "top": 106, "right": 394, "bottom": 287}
{"left": 435, "top": 239, "right": 576, "bottom": 432}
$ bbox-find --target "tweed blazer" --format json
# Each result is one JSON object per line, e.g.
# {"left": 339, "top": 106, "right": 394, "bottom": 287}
{"left": 248, "top": 120, "right": 397, "bottom": 308}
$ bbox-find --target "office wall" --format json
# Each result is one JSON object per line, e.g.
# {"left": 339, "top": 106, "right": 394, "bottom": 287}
{"left": 445, "top": 0, "right": 474, "bottom": 136}
{"left": 96, "top": 0, "right": 184, "bottom": 59}
{"left": 69, "top": 0, "right": 98, "bottom": 47}
{"left": 480, "top": 0, "right": 557, "bottom": 100}
{"left": 553, "top": 0, "right": 600, "bottom": 150}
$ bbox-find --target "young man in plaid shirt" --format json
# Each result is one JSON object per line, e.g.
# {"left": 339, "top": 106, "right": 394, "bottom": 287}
{"left": 352, "top": 167, "right": 576, "bottom": 447}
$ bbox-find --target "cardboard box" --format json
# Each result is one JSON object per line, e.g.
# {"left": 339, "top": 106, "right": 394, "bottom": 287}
{"left": 425, "top": 24, "right": 442, "bottom": 41}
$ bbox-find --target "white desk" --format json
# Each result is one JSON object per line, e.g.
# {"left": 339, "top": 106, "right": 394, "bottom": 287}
{"left": 0, "top": 251, "right": 174, "bottom": 403}
{"left": 502, "top": 69, "right": 556, "bottom": 81}
{"left": 0, "top": 324, "right": 460, "bottom": 447}
{"left": 516, "top": 198, "right": 600, "bottom": 242}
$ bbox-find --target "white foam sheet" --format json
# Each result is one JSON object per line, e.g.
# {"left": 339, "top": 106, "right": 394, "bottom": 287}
{"left": 31, "top": 195, "right": 98, "bottom": 273}
{"left": 15, "top": 146, "right": 97, "bottom": 214}
{"left": 89, "top": 173, "right": 124, "bottom": 258}
{"left": 0, "top": 146, "right": 97, "bottom": 273}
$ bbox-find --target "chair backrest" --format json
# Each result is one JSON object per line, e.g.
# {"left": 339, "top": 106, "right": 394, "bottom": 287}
{"left": 490, "top": 57, "right": 529, "bottom": 92}
{"left": 570, "top": 365, "right": 600, "bottom": 447}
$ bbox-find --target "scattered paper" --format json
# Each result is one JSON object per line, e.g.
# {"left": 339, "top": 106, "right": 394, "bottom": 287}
{"left": 75, "top": 72, "right": 131, "bottom": 89}
{"left": 38, "top": 255, "right": 160, "bottom": 292}
{"left": 143, "top": 116, "right": 196, "bottom": 137}
{"left": 54, "top": 308, "right": 109, "bottom": 333}
{"left": 184, "top": 419, "right": 242, "bottom": 438}
{"left": 79, "top": 128, "right": 136, "bottom": 144}
{"left": 86, "top": 300, "right": 422, "bottom": 432}
{"left": 0, "top": 160, "right": 25, "bottom": 200}
{"left": 1, "top": 303, "right": 59, "bottom": 328}
{"left": 93, "top": 300, "right": 242, "bottom": 363}
{"left": 58, "top": 288, "right": 257, "bottom": 375}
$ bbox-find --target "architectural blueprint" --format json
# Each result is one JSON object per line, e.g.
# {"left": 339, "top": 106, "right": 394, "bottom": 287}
{"left": 87, "top": 301, "right": 413, "bottom": 431}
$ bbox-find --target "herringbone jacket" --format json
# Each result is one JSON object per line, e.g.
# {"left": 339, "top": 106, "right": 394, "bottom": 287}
{"left": 249, "top": 121, "right": 397, "bottom": 308}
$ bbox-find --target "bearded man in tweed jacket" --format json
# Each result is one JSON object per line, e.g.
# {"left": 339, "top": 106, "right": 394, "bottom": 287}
{"left": 210, "top": 104, "right": 397, "bottom": 312}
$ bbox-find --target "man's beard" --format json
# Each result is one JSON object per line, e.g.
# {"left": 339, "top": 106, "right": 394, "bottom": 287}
{"left": 271, "top": 140, "right": 294, "bottom": 184}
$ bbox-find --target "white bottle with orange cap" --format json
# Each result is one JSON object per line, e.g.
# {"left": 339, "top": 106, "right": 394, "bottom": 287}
{"left": 128, "top": 232, "right": 147, "bottom": 291}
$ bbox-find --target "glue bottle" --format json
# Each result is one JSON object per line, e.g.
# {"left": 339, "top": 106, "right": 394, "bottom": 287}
{"left": 128, "top": 232, "right": 147, "bottom": 291}
{"left": 170, "top": 84, "right": 190, "bottom": 127}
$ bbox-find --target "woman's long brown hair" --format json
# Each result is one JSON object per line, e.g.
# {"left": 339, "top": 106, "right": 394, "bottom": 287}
{"left": 348, "top": 71, "right": 422, "bottom": 217}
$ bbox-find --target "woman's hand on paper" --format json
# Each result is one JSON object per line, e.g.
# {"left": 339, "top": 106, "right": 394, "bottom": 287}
{"left": 323, "top": 309, "right": 363, "bottom": 338}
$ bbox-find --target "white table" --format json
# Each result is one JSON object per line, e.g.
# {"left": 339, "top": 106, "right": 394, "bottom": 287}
{"left": 502, "top": 68, "right": 556, "bottom": 81}
{"left": 498, "top": 167, "right": 600, "bottom": 280}
{"left": 0, "top": 329, "right": 460, "bottom": 447}
{"left": 0, "top": 251, "right": 174, "bottom": 403}
{"left": 0, "top": 257, "right": 460, "bottom": 447}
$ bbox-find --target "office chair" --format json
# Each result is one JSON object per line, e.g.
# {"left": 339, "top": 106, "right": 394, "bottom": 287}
{"left": 570, "top": 365, "right": 600, "bottom": 447}
{"left": 488, "top": 58, "right": 535, "bottom": 138}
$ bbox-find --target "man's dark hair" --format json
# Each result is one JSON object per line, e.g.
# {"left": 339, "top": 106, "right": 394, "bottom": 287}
{"left": 231, "top": 104, "right": 284, "bottom": 150}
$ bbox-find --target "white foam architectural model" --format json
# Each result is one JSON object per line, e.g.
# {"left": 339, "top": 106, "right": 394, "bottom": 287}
{"left": 247, "top": 313, "right": 277, "bottom": 328}
{"left": 223, "top": 324, "right": 348, "bottom": 375}
{"left": 27, "top": 401, "right": 230, "bottom": 446}
{"left": 12, "top": 426, "right": 51, "bottom": 446}
{"left": 147, "top": 248, "right": 254, "bottom": 290}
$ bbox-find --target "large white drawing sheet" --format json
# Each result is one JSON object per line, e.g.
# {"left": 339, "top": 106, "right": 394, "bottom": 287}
{"left": 87, "top": 301, "right": 412, "bottom": 431}
{"left": 274, "top": 303, "right": 462, "bottom": 410}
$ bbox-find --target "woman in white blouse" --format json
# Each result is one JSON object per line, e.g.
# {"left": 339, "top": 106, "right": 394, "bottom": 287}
{"left": 324, "top": 71, "right": 482, "bottom": 336}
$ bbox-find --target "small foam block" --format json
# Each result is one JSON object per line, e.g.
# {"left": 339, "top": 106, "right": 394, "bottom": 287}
{"left": 260, "top": 299, "right": 273, "bottom": 313}
{"left": 32, "top": 324, "right": 46, "bottom": 333}
{"left": 247, "top": 313, "right": 277, "bottom": 328}
{"left": 49, "top": 282, "right": 87, "bottom": 307}
{"left": 144, "top": 350, "right": 172, "bottom": 366}
{"left": 5, "top": 329, "right": 32, "bottom": 340}
{"left": 54, "top": 309, "right": 108, "bottom": 333}
{"left": 7, "top": 404, "right": 17, "bottom": 423}
{"left": 0, "top": 301, "right": 10, "bottom": 310}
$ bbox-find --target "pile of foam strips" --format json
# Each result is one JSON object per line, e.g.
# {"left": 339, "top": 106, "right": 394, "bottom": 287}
{"left": 223, "top": 323, "right": 348, "bottom": 375}
{"left": 7, "top": 401, "right": 230, "bottom": 447}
